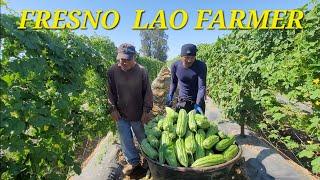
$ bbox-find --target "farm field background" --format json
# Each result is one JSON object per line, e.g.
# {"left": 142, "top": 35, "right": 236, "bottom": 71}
{"left": 1, "top": 1, "right": 319, "bottom": 179}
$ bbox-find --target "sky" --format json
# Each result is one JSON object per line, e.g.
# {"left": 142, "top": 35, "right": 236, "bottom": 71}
{"left": 2, "top": 0, "right": 309, "bottom": 60}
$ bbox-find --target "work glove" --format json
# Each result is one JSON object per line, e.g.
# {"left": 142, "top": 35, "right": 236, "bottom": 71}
{"left": 194, "top": 104, "right": 203, "bottom": 114}
{"left": 165, "top": 94, "right": 173, "bottom": 107}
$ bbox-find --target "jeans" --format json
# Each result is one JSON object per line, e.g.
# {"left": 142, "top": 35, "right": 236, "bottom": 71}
{"left": 116, "top": 118, "right": 146, "bottom": 165}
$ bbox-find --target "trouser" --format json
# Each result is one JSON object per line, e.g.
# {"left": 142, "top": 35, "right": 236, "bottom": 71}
{"left": 175, "top": 98, "right": 206, "bottom": 114}
{"left": 116, "top": 118, "right": 146, "bottom": 165}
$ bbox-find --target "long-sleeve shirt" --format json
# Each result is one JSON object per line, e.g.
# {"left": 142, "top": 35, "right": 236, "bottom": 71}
{"left": 169, "top": 60, "right": 207, "bottom": 105}
{"left": 107, "top": 63, "right": 153, "bottom": 121}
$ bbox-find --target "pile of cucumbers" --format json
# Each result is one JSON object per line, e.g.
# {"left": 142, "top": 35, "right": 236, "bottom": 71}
{"left": 141, "top": 107, "right": 239, "bottom": 168}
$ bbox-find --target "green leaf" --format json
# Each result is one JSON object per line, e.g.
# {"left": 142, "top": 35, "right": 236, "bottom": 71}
{"left": 1, "top": 74, "right": 14, "bottom": 87}
{"left": 0, "top": 171, "right": 13, "bottom": 180}
{"left": 272, "top": 113, "right": 286, "bottom": 121}
{"left": 4, "top": 150, "right": 21, "bottom": 162}
{"left": 298, "top": 150, "right": 314, "bottom": 158}
{"left": 258, "top": 123, "right": 268, "bottom": 130}
{"left": 311, "top": 157, "right": 320, "bottom": 174}
{"left": 268, "top": 133, "right": 279, "bottom": 140}
{"left": 25, "top": 126, "right": 37, "bottom": 137}
{"left": 305, "top": 144, "right": 320, "bottom": 152}
{"left": 73, "top": 164, "right": 82, "bottom": 175}
{"left": 260, "top": 89, "right": 269, "bottom": 96}
{"left": 285, "top": 141, "right": 299, "bottom": 150}
{"left": 310, "top": 89, "right": 320, "bottom": 100}
{"left": 310, "top": 117, "right": 320, "bottom": 125}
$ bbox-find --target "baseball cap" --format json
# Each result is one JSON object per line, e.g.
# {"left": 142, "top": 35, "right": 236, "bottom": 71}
{"left": 180, "top": 44, "right": 197, "bottom": 56}
{"left": 117, "top": 43, "right": 136, "bottom": 60}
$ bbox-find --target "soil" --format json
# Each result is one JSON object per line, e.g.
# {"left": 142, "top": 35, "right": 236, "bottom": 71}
{"left": 75, "top": 137, "right": 102, "bottom": 167}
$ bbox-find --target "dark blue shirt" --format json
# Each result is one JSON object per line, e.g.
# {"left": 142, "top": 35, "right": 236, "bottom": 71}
{"left": 169, "top": 60, "right": 207, "bottom": 105}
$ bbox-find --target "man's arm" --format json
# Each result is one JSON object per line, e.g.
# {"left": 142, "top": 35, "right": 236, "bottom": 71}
{"left": 196, "top": 63, "right": 207, "bottom": 105}
{"left": 142, "top": 69, "right": 153, "bottom": 112}
{"left": 169, "top": 63, "right": 178, "bottom": 98}
{"left": 107, "top": 69, "right": 118, "bottom": 111}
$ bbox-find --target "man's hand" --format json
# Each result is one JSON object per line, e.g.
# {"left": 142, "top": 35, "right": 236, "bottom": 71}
{"left": 141, "top": 111, "right": 151, "bottom": 124}
{"left": 111, "top": 110, "right": 121, "bottom": 121}
{"left": 194, "top": 104, "right": 204, "bottom": 114}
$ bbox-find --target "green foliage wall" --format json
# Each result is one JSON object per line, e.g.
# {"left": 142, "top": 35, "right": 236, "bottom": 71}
{"left": 0, "top": 14, "right": 163, "bottom": 179}
{"left": 197, "top": 3, "right": 320, "bottom": 174}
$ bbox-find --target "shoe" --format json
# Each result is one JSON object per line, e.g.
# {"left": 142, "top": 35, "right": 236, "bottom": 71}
{"left": 122, "top": 163, "right": 139, "bottom": 175}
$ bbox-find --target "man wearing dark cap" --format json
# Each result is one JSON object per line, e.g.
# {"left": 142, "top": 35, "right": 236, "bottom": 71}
{"left": 166, "top": 44, "right": 207, "bottom": 114}
{"left": 107, "top": 43, "right": 153, "bottom": 175}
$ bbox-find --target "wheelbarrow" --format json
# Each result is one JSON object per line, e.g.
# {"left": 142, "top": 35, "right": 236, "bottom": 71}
{"left": 140, "top": 143, "right": 242, "bottom": 180}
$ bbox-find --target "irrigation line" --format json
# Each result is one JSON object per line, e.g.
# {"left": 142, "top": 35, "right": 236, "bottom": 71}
{"left": 292, "top": 129, "right": 306, "bottom": 146}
